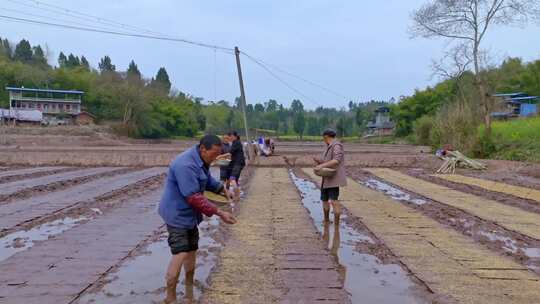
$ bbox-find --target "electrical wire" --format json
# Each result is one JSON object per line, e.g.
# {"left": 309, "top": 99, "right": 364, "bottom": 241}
{"left": 1, "top": 1, "right": 349, "bottom": 107}
{"left": 241, "top": 50, "right": 351, "bottom": 102}
{"left": 0, "top": 14, "right": 235, "bottom": 53}
{"left": 7, "top": 0, "right": 169, "bottom": 38}
{"left": 0, "top": 7, "right": 136, "bottom": 35}
{"left": 241, "top": 52, "right": 322, "bottom": 107}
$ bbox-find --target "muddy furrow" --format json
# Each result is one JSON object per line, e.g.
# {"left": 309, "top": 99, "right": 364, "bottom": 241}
{"left": 402, "top": 169, "right": 540, "bottom": 216}
{"left": 0, "top": 166, "right": 73, "bottom": 183}
{"left": 0, "top": 190, "right": 163, "bottom": 304}
{"left": 291, "top": 169, "right": 434, "bottom": 303}
{"left": 348, "top": 168, "right": 540, "bottom": 275}
{"left": 0, "top": 167, "right": 123, "bottom": 198}
{"left": 432, "top": 174, "right": 540, "bottom": 203}
{"left": 303, "top": 169, "right": 540, "bottom": 304}
{"left": 203, "top": 168, "right": 349, "bottom": 303}
{"left": 0, "top": 167, "right": 137, "bottom": 204}
{"left": 366, "top": 168, "right": 540, "bottom": 240}
{"left": 0, "top": 167, "right": 167, "bottom": 233}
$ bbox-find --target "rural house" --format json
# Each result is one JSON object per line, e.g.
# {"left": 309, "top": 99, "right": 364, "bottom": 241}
{"left": 367, "top": 106, "right": 396, "bottom": 136}
{"left": 5, "top": 87, "right": 94, "bottom": 125}
{"left": 492, "top": 92, "right": 539, "bottom": 119}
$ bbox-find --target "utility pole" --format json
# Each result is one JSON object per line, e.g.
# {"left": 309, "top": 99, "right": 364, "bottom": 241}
{"left": 234, "top": 46, "right": 252, "bottom": 159}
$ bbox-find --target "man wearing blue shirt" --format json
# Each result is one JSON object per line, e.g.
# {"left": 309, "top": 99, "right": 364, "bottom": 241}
{"left": 159, "top": 135, "right": 236, "bottom": 304}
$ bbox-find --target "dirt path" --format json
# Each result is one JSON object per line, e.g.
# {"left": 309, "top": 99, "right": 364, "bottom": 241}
{"left": 0, "top": 167, "right": 123, "bottom": 197}
{"left": 366, "top": 168, "right": 540, "bottom": 240}
{"left": 303, "top": 169, "right": 540, "bottom": 303}
{"left": 203, "top": 168, "right": 349, "bottom": 303}
{"left": 0, "top": 167, "right": 166, "bottom": 233}
{"left": 0, "top": 190, "right": 163, "bottom": 304}
{"left": 433, "top": 174, "right": 540, "bottom": 203}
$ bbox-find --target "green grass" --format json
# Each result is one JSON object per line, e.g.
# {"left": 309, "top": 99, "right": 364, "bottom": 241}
{"left": 479, "top": 117, "right": 540, "bottom": 162}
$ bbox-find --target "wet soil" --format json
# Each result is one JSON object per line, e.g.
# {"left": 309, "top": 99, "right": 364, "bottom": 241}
{"left": 1, "top": 174, "right": 165, "bottom": 238}
{"left": 0, "top": 167, "right": 167, "bottom": 235}
{"left": 0, "top": 189, "right": 165, "bottom": 304}
{"left": 0, "top": 166, "right": 75, "bottom": 184}
{"left": 291, "top": 169, "right": 433, "bottom": 304}
{"left": 405, "top": 168, "right": 540, "bottom": 215}
{"left": 348, "top": 167, "right": 540, "bottom": 275}
{"left": 75, "top": 216, "right": 224, "bottom": 304}
{"left": 0, "top": 167, "right": 134, "bottom": 203}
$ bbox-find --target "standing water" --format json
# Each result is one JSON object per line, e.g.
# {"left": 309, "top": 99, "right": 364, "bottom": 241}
{"left": 290, "top": 171, "right": 427, "bottom": 304}
{"left": 76, "top": 217, "right": 222, "bottom": 304}
{"left": 0, "top": 216, "right": 88, "bottom": 262}
{"left": 77, "top": 168, "right": 226, "bottom": 304}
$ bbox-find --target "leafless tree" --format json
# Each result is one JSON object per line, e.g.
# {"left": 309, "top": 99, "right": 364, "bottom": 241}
{"left": 411, "top": 0, "right": 540, "bottom": 137}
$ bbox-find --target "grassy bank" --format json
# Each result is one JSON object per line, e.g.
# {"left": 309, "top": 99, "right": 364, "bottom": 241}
{"left": 480, "top": 117, "right": 540, "bottom": 162}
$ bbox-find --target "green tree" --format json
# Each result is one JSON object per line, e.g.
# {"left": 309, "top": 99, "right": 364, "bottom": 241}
{"left": 336, "top": 116, "right": 352, "bottom": 137}
{"left": 293, "top": 112, "right": 306, "bottom": 139}
{"left": 58, "top": 52, "right": 67, "bottom": 68}
{"left": 80, "top": 56, "right": 90, "bottom": 70}
{"left": 0, "top": 38, "right": 12, "bottom": 58}
{"left": 521, "top": 60, "right": 540, "bottom": 96}
{"left": 98, "top": 55, "right": 116, "bottom": 73}
{"left": 66, "top": 53, "right": 80, "bottom": 68}
{"left": 31, "top": 45, "right": 48, "bottom": 67}
{"left": 127, "top": 59, "right": 141, "bottom": 80}
{"left": 291, "top": 99, "right": 304, "bottom": 114}
{"left": 306, "top": 116, "right": 320, "bottom": 135}
{"left": 152, "top": 67, "right": 171, "bottom": 93}
{"left": 266, "top": 99, "right": 278, "bottom": 112}
{"left": 13, "top": 39, "right": 33, "bottom": 63}
{"left": 226, "top": 109, "right": 235, "bottom": 130}
{"left": 254, "top": 103, "right": 265, "bottom": 113}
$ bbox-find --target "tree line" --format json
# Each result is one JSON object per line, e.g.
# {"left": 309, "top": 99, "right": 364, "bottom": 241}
{"left": 0, "top": 37, "right": 203, "bottom": 138}
{"left": 391, "top": 57, "right": 540, "bottom": 155}
{"left": 0, "top": 37, "right": 392, "bottom": 139}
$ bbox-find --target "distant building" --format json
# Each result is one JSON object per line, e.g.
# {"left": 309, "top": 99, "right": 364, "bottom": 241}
{"left": 367, "top": 106, "right": 396, "bottom": 136}
{"left": 0, "top": 108, "right": 42, "bottom": 125}
{"left": 5, "top": 87, "right": 92, "bottom": 125}
{"left": 492, "top": 92, "right": 539, "bottom": 119}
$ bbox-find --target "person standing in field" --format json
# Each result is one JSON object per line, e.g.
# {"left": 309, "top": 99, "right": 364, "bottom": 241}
{"left": 158, "top": 135, "right": 236, "bottom": 304}
{"left": 313, "top": 129, "right": 347, "bottom": 223}
{"left": 217, "top": 133, "right": 232, "bottom": 185}
{"left": 228, "top": 131, "right": 246, "bottom": 202}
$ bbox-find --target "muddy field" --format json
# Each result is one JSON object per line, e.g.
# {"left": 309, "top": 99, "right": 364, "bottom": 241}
{"left": 1, "top": 130, "right": 540, "bottom": 303}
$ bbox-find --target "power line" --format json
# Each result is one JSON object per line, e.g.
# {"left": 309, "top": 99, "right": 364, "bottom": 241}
{"left": 7, "top": 0, "right": 169, "bottom": 38}
{"left": 1, "top": 1, "right": 349, "bottom": 107}
{"left": 0, "top": 14, "right": 235, "bottom": 53}
{"left": 241, "top": 52, "right": 322, "bottom": 107}
{"left": 241, "top": 50, "right": 351, "bottom": 101}
{"left": 0, "top": 7, "right": 137, "bottom": 35}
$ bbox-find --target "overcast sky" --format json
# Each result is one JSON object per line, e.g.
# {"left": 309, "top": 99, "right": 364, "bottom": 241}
{"left": 2, "top": 0, "right": 539, "bottom": 109}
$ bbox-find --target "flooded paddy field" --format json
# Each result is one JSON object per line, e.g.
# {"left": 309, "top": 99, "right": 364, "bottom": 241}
{"left": 0, "top": 136, "right": 539, "bottom": 303}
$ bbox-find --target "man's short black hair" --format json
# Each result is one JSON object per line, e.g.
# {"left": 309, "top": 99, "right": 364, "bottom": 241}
{"left": 230, "top": 131, "right": 240, "bottom": 140}
{"left": 322, "top": 128, "right": 337, "bottom": 138}
{"left": 200, "top": 134, "right": 222, "bottom": 150}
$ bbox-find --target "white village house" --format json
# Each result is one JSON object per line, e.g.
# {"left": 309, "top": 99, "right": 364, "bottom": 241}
{"left": 1, "top": 87, "right": 94, "bottom": 125}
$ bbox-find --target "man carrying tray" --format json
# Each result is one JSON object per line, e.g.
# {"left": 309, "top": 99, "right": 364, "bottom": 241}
{"left": 159, "top": 134, "right": 236, "bottom": 304}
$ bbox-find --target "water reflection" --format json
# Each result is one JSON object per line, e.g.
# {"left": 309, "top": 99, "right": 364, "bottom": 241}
{"left": 290, "top": 170, "right": 427, "bottom": 304}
